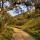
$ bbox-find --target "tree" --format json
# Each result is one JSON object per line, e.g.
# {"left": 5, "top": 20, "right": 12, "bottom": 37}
{"left": 0, "top": 0, "right": 12, "bottom": 31}
{"left": 32, "top": 0, "right": 40, "bottom": 9}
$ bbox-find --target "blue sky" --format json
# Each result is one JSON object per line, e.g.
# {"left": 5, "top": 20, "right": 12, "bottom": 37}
{"left": 0, "top": 1, "right": 33, "bottom": 16}
{"left": 4, "top": 1, "right": 10, "bottom": 7}
{"left": 7, "top": 4, "right": 28, "bottom": 16}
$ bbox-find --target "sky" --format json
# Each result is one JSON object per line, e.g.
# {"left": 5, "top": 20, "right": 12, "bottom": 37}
{"left": 0, "top": 1, "right": 10, "bottom": 7}
{"left": 7, "top": 4, "right": 33, "bottom": 16}
{"left": 7, "top": 4, "right": 28, "bottom": 16}
{"left": 0, "top": 1, "right": 35, "bottom": 16}
{"left": 3, "top": 1, "right": 10, "bottom": 7}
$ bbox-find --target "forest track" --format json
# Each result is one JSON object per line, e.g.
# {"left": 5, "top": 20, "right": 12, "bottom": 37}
{"left": 13, "top": 28, "right": 35, "bottom": 40}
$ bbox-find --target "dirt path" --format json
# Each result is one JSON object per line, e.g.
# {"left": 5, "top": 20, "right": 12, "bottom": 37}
{"left": 13, "top": 28, "right": 35, "bottom": 40}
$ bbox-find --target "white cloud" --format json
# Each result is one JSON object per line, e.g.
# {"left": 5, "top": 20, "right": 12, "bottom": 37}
{"left": 4, "top": 1, "right": 10, "bottom": 7}
{"left": 7, "top": 4, "right": 33, "bottom": 16}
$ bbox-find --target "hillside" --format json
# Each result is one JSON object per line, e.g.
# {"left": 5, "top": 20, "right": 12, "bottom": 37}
{"left": 0, "top": 8, "right": 40, "bottom": 40}
{"left": 13, "top": 9, "right": 40, "bottom": 40}
{"left": 0, "top": 0, "right": 40, "bottom": 40}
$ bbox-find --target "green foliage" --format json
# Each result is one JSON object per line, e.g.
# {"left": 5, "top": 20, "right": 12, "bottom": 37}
{"left": 25, "top": 2, "right": 32, "bottom": 6}
{"left": 0, "top": 12, "right": 13, "bottom": 40}
{"left": 0, "top": 2, "right": 40, "bottom": 40}
{"left": 26, "top": 23, "right": 40, "bottom": 40}
{"left": 0, "top": 26, "right": 13, "bottom": 40}
{"left": 13, "top": 9, "right": 40, "bottom": 40}
{"left": 19, "top": 10, "right": 40, "bottom": 40}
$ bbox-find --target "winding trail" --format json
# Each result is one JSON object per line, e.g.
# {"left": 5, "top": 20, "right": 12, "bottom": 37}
{"left": 13, "top": 28, "right": 35, "bottom": 40}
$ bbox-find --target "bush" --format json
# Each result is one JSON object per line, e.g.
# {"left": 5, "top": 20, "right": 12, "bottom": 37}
{"left": 0, "top": 26, "right": 13, "bottom": 40}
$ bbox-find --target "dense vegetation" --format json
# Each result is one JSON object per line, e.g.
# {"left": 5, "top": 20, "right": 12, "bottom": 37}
{"left": 13, "top": 9, "right": 40, "bottom": 40}
{"left": 0, "top": 11, "right": 14, "bottom": 40}
{"left": 0, "top": 8, "right": 40, "bottom": 40}
{"left": 0, "top": 0, "right": 40, "bottom": 40}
